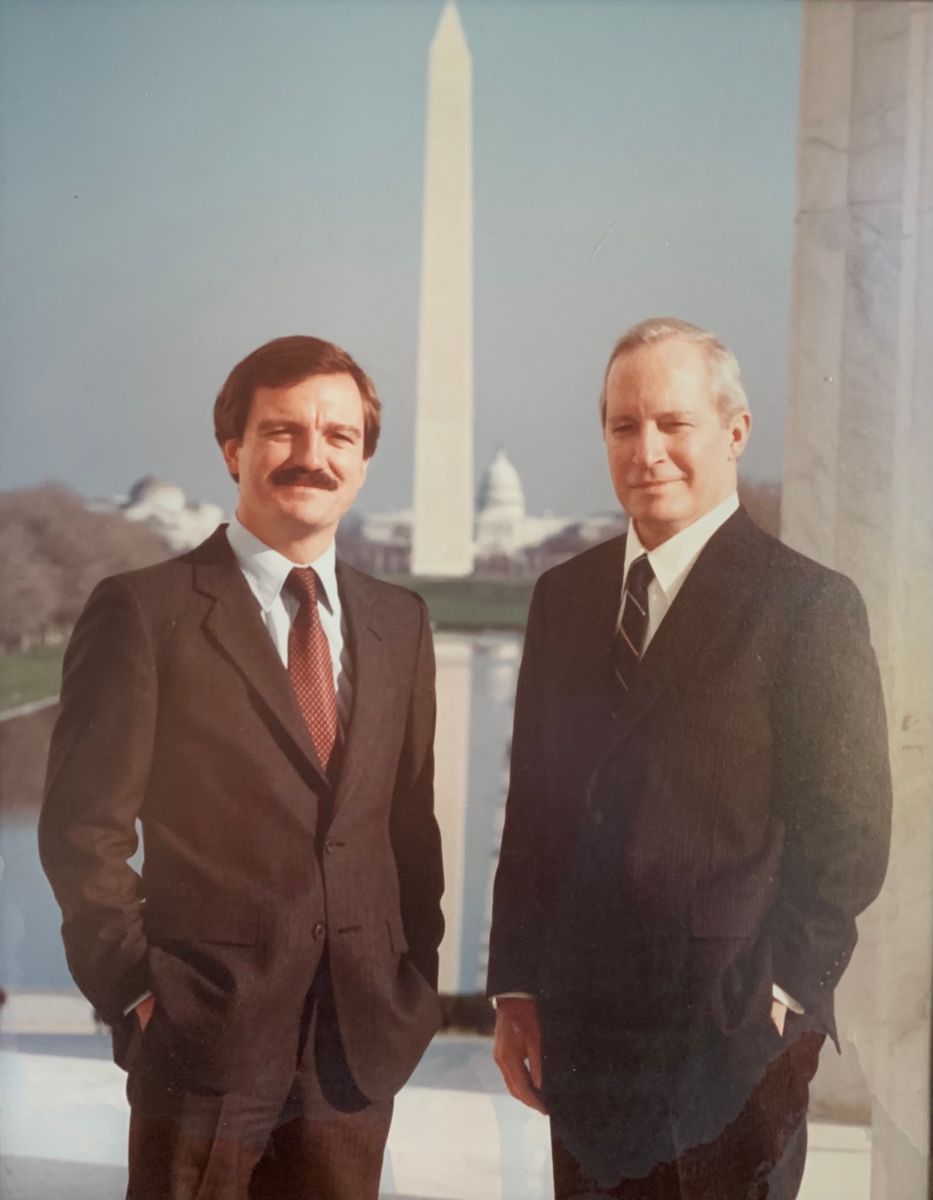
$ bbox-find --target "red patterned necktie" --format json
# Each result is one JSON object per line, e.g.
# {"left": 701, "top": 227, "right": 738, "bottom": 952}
{"left": 286, "top": 567, "right": 338, "bottom": 768}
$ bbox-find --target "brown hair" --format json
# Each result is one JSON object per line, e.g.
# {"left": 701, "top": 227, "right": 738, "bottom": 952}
{"left": 214, "top": 335, "right": 382, "bottom": 459}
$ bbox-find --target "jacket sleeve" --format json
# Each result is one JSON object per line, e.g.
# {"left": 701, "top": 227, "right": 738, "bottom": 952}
{"left": 39, "top": 575, "right": 156, "bottom": 1022}
{"left": 769, "top": 572, "right": 892, "bottom": 1025}
{"left": 389, "top": 596, "right": 445, "bottom": 989}
{"left": 486, "top": 575, "right": 552, "bottom": 997}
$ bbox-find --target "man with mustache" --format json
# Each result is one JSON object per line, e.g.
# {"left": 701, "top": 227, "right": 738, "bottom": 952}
{"left": 40, "top": 335, "right": 444, "bottom": 1199}
{"left": 488, "top": 318, "right": 891, "bottom": 1198}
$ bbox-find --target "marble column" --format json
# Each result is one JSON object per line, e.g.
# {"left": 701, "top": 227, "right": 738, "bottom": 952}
{"left": 782, "top": 2, "right": 933, "bottom": 1196}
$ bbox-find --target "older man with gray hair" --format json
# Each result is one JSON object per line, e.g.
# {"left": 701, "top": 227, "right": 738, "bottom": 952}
{"left": 488, "top": 318, "right": 891, "bottom": 1198}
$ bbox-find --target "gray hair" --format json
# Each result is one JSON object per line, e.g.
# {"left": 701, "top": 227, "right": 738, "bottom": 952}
{"left": 598, "top": 317, "right": 749, "bottom": 426}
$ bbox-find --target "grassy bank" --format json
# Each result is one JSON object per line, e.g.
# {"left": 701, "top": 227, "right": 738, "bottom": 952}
{"left": 386, "top": 576, "right": 534, "bottom": 631}
{"left": 0, "top": 645, "right": 64, "bottom": 713}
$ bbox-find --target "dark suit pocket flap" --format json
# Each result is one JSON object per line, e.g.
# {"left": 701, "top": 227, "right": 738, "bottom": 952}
{"left": 387, "top": 910, "right": 409, "bottom": 954}
{"left": 145, "top": 899, "right": 259, "bottom": 945}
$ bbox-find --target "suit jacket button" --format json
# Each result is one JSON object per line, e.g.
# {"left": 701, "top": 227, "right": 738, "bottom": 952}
{"left": 324, "top": 838, "right": 337, "bottom": 855}
{"left": 312, "top": 921, "right": 326, "bottom": 940}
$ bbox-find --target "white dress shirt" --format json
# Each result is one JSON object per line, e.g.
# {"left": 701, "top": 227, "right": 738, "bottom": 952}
{"left": 620, "top": 492, "right": 739, "bottom": 650}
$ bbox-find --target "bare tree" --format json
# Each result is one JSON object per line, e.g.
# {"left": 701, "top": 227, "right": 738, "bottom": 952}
{"left": 0, "top": 485, "right": 168, "bottom": 651}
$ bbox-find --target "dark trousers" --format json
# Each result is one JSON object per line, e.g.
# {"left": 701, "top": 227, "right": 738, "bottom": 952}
{"left": 127, "top": 1095, "right": 392, "bottom": 1200}
{"left": 126, "top": 954, "right": 392, "bottom": 1200}
{"left": 550, "top": 1031, "right": 824, "bottom": 1200}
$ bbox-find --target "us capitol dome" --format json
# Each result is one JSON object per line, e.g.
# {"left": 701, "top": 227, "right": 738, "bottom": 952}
{"left": 474, "top": 447, "right": 566, "bottom": 554}
{"left": 353, "top": 447, "right": 622, "bottom": 576}
{"left": 108, "top": 475, "right": 224, "bottom": 552}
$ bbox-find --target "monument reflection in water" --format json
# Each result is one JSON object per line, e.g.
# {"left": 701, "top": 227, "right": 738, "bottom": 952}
{"left": 433, "top": 631, "right": 519, "bottom": 996}
{"left": 0, "top": 630, "right": 521, "bottom": 998}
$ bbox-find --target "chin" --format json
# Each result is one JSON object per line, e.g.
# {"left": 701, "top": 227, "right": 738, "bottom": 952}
{"left": 279, "top": 493, "right": 332, "bottom": 519}
{"left": 265, "top": 503, "right": 325, "bottom": 535}
{"left": 627, "top": 498, "right": 681, "bottom": 524}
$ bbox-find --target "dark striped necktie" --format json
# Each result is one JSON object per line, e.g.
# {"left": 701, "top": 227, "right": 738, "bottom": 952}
{"left": 612, "top": 553, "right": 654, "bottom": 692}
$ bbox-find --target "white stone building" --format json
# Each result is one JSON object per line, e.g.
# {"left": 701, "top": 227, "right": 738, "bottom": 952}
{"left": 358, "top": 447, "right": 608, "bottom": 575}
{"left": 108, "top": 476, "right": 224, "bottom": 553}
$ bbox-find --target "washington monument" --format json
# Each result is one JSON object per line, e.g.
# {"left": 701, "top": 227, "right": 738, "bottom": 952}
{"left": 411, "top": 1, "right": 475, "bottom": 578}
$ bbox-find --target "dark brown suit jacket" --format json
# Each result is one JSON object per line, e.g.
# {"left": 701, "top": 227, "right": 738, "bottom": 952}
{"left": 487, "top": 508, "right": 891, "bottom": 1164}
{"left": 40, "top": 526, "right": 444, "bottom": 1102}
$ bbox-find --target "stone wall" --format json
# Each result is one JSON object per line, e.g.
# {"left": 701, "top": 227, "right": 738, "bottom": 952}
{"left": 782, "top": 2, "right": 932, "bottom": 1194}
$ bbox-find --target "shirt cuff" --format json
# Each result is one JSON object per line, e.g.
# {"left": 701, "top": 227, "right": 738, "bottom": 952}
{"left": 772, "top": 983, "right": 804, "bottom": 1014}
{"left": 491, "top": 992, "right": 535, "bottom": 1007}
{"left": 122, "top": 990, "right": 153, "bottom": 1017}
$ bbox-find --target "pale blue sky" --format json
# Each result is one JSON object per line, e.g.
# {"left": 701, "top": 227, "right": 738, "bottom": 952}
{"left": 0, "top": 0, "right": 801, "bottom": 517}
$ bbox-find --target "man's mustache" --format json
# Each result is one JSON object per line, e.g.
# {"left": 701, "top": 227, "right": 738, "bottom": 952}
{"left": 269, "top": 466, "right": 339, "bottom": 491}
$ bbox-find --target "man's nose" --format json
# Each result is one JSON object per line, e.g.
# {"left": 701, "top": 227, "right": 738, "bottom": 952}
{"left": 295, "top": 430, "right": 326, "bottom": 468}
{"left": 632, "top": 424, "right": 665, "bottom": 466}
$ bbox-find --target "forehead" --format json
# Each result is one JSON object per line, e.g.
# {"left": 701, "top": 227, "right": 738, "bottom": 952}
{"left": 605, "top": 339, "right": 715, "bottom": 413}
{"left": 249, "top": 373, "right": 364, "bottom": 422}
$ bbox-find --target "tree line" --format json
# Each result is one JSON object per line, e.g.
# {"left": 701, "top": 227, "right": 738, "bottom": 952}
{"left": 0, "top": 485, "right": 168, "bottom": 653}
{"left": 0, "top": 479, "right": 782, "bottom": 654}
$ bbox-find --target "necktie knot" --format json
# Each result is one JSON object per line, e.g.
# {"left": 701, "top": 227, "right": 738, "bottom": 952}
{"left": 285, "top": 566, "right": 337, "bottom": 770}
{"left": 612, "top": 553, "right": 654, "bottom": 692}
{"left": 626, "top": 554, "right": 654, "bottom": 600}
{"left": 287, "top": 566, "right": 320, "bottom": 608}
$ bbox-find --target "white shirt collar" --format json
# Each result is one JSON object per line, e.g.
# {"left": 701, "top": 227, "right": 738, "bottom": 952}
{"left": 624, "top": 492, "right": 740, "bottom": 600}
{"left": 225, "top": 515, "right": 338, "bottom": 613}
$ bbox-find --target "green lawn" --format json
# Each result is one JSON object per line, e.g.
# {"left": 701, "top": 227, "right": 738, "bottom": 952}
{"left": 384, "top": 576, "right": 534, "bottom": 631}
{"left": 0, "top": 644, "right": 64, "bottom": 712}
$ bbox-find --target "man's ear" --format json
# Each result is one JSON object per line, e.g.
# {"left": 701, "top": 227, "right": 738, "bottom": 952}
{"left": 729, "top": 411, "right": 752, "bottom": 461}
{"left": 222, "top": 438, "right": 241, "bottom": 483}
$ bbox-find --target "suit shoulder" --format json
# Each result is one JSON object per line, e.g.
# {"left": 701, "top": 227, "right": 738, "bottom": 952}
{"left": 757, "top": 528, "right": 864, "bottom": 607}
{"left": 92, "top": 549, "right": 194, "bottom": 595}
{"left": 336, "top": 562, "right": 428, "bottom": 620}
{"left": 740, "top": 524, "right": 869, "bottom": 644}
{"left": 82, "top": 530, "right": 221, "bottom": 617}
{"left": 98, "top": 551, "right": 192, "bottom": 593}
{"left": 534, "top": 534, "right": 626, "bottom": 596}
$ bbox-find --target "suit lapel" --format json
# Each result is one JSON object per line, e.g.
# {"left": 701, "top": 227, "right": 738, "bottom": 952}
{"left": 611, "top": 508, "right": 769, "bottom": 746}
{"left": 579, "top": 536, "right": 629, "bottom": 736}
{"left": 192, "top": 527, "right": 331, "bottom": 793}
{"left": 589, "top": 536, "right": 629, "bottom": 675}
{"left": 331, "top": 561, "right": 393, "bottom": 818}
